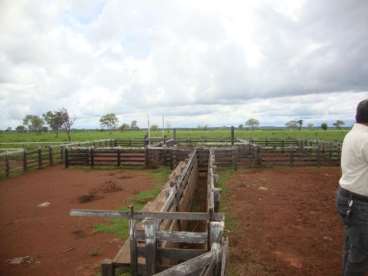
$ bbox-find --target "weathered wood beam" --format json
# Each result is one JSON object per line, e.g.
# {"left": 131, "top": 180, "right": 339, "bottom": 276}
{"left": 70, "top": 209, "right": 224, "bottom": 221}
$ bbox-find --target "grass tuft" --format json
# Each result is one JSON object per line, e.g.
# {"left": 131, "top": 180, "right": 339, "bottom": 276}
{"left": 94, "top": 167, "right": 170, "bottom": 239}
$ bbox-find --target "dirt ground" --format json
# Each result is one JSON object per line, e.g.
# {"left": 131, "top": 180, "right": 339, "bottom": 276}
{"left": 226, "top": 166, "right": 343, "bottom": 276}
{"left": 0, "top": 166, "right": 157, "bottom": 276}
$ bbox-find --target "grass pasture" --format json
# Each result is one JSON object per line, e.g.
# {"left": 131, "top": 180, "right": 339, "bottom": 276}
{"left": 0, "top": 128, "right": 349, "bottom": 147}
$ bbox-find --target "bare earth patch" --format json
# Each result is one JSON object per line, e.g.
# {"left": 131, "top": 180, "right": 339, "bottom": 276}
{"left": 226, "top": 166, "right": 343, "bottom": 276}
{"left": 0, "top": 166, "right": 156, "bottom": 276}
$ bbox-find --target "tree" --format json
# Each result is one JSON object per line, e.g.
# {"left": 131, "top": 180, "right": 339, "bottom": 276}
{"left": 119, "top": 123, "right": 130, "bottom": 131}
{"left": 245, "top": 118, "right": 259, "bottom": 130}
{"left": 333, "top": 120, "right": 345, "bottom": 129}
{"left": 15, "top": 125, "right": 26, "bottom": 132}
{"left": 321, "top": 122, "right": 328, "bottom": 131}
{"left": 5, "top": 127, "right": 12, "bottom": 132}
{"left": 59, "top": 108, "right": 75, "bottom": 141}
{"left": 297, "top": 120, "right": 303, "bottom": 130}
{"left": 286, "top": 120, "right": 298, "bottom": 129}
{"left": 307, "top": 123, "right": 314, "bottom": 129}
{"left": 100, "top": 113, "right": 119, "bottom": 130}
{"left": 238, "top": 124, "right": 244, "bottom": 129}
{"left": 23, "top": 115, "right": 44, "bottom": 132}
{"left": 43, "top": 111, "right": 64, "bottom": 137}
{"left": 151, "top": 124, "right": 159, "bottom": 130}
{"left": 130, "top": 120, "right": 139, "bottom": 130}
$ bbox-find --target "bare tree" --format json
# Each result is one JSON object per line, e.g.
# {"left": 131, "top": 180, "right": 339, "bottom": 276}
{"left": 23, "top": 115, "right": 44, "bottom": 133}
{"left": 245, "top": 118, "right": 260, "bottom": 130}
{"left": 59, "top": 108, "right": 75, "bottom": 141}
{"left": 333, "top": 120, "right": 345, "bottom": 129}
{"left": 100, "top": 113, "right": 119, "bottom": 131}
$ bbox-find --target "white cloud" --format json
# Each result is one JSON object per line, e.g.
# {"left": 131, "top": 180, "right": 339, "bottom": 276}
{"left": 0, "top": 0, "right": 367, "bottom": 129}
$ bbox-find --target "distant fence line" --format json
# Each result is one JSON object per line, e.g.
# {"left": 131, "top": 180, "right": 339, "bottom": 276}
{"left": 0, "top": 137, "right": 342, "bottom": 179}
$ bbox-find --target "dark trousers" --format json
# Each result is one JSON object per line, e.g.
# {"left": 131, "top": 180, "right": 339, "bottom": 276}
{"left": 336, "top": 188, "right": 368, "bottom": 276}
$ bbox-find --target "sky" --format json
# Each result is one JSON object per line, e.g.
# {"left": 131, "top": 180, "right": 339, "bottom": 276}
{"left": 0, "top": 0, "right": 367, "bottom": 129}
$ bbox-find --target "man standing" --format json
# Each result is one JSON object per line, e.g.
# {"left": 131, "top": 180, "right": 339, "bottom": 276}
{"left": 337, "top": 99, "right": 368, "bottom": 276}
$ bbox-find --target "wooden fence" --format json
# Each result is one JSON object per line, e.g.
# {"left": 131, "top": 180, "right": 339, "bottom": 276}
{"left": 1, "top": 137, "right": 342, "bottom": 179}
{"left": 70, "top": 149, "right": 227, "bottom": 276}
{"left": 0, "top": 139, "right": 115, "bottom": 179}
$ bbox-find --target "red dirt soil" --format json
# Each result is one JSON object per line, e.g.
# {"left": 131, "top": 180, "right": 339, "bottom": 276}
{"left": 226, "top": 166, "right": 343, "bottom": 276}
{"left": 0, "top": 166, "right": 156, "bottom": 276}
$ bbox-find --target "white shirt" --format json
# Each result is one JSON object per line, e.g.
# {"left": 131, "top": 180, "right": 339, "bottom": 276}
{"left": 339, "top": 123, "right": 368, "bottom": 196}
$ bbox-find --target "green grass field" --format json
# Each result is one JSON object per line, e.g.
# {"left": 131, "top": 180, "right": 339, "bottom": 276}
{"left": 0, "top": 128, "right": 349, "bottom": 145}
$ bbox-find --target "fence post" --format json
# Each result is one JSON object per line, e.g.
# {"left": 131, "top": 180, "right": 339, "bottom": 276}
{"left": 231, "top": 126, "right": 235, "bottom": 146}
{"left": 144, "top": 146, "right": 149, "bottom": 168}
{"left": 232, "top": 147, "right": 238, "bottom": 170}
{"left": 48, "top": 146, "right": 53, "bottom": 166}
{"left": 145, "top": 218, "right": 157, "bottom": 275}
{"left": 255, "top": 146, "right": 261, "bottom": 166}
{"left": 23, "top": 150, "right": 27, "bottom": 172}
{"left": 38, "top": 147, "right": 42, "bottom": 169}
{"left": 60, "top": 146, "right": 64, "bottom": 164}
{"left": 64, "top": 148, "right": 69, "bottom": 168}
{"left": 289, "top": 147, "right": 294, "bottom": 166}
{"left": 317, "top": 145, "right": 321, "bottom": 167}
{"left": 5, "top": 153, "right": 9, "bottom": 177}
{"left": 172, "top": 149, "right": 177, "bottom": 169}
{"left": 90, "top": 148, "right": 95, "bottom": 168}
{"left": 117, "top": 148, "right": 121, "bottom": 167}
{"left": 129, "top": 206, "right": 138, "bottom": 275}
{"left": 101, "top": 259, "right": 114, "bottom": 276}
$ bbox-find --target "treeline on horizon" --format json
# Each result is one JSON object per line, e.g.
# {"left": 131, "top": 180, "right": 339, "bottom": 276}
{"left": 2, "top": 109, "right": 350, "bottom": 134}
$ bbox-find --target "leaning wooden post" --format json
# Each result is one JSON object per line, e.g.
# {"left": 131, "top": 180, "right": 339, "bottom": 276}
{"left": 231, "top": 126, "right": 235, "bottom": 146}
{"left": 144, "top": 218, "right": 157, "bottom": 275}
{"left": 48, "top": 146, "right": 53, "bottom": 166}
{"left": 5, "top": 153, "right": 10, "bottom": 178}
{"left": 23, "top": 150, "right": 27, "bottom": 172}
{"left": 38, "top": 147, "right": 42, "bottom": 169}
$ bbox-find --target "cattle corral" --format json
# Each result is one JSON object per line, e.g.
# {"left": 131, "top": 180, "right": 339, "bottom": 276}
{"left": 0, "top": 132, "right": 343, "bottom": 276}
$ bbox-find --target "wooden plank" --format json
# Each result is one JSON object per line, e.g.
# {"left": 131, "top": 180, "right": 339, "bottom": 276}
{"left": 152, "top": 251, "right": 213, "bottom": 276}
{"left": 70, "top": 209, "right": 224, "bottom": 221}
{"left": 145, "top": 219, "right": 157, "bottom": 275}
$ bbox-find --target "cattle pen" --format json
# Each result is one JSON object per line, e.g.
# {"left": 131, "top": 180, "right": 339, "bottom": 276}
{"left": 0, "top": 128, "right": 342, "bottom": 275}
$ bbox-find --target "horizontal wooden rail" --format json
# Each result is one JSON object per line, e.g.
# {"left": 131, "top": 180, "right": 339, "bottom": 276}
{"left": 70, "top": 209, "right": 224, "bottom": 221}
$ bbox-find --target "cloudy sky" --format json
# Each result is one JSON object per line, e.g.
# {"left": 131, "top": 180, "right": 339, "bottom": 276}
{"left": 0, "top": 0, "right": 367, "bottom": 129}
